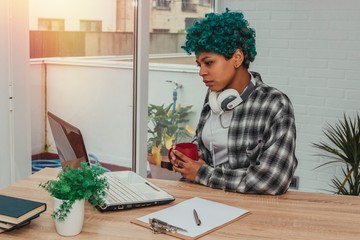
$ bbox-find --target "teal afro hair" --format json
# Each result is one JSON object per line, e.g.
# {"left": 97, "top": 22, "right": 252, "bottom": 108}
{"left": 181, "top": 9, "right": 257, "bottom": 68}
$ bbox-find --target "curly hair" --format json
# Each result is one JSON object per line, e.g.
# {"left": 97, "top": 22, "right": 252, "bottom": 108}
{"left": 181, "top": 9, "right": 257, "bottom": 68}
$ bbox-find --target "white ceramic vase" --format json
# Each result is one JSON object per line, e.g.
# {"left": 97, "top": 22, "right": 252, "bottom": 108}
{"left": 53, "top": 197, "right": 85, "bottom": 237}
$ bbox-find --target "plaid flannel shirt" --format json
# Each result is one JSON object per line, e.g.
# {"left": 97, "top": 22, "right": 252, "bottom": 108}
{"left": 194, "top": 72, "right": 298, "bottom": 195}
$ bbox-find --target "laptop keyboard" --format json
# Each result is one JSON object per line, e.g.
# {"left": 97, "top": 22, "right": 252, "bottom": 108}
{"left": 105, "top": 175, "right": 146, "bottom": 203}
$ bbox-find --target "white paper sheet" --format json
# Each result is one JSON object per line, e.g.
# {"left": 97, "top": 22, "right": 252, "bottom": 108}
{"left": 137, "top": 197, "right": 249, "bottom": 238}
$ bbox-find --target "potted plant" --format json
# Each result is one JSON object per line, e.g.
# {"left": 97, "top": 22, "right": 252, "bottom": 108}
{"left": 312, "top": 113, "right": 360, "bottom": 195}
{"left": 39, "top": 162, "right": 109, "bottom": 236}
{"left": 147, "top": 103, "right": 194, "bottom": 166}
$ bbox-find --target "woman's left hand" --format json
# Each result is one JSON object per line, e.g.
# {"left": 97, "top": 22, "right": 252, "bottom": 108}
{"left": 171, "top": 150, "right": 205, "bottom": 181}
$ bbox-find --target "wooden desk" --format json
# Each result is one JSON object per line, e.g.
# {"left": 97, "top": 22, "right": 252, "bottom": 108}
{"left": 1, "top": 168, "right": 359, "bottom": 240}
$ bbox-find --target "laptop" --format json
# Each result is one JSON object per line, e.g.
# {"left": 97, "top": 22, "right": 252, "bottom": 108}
{"left": 47, "top": 111, "right": 175, "bottom": 211}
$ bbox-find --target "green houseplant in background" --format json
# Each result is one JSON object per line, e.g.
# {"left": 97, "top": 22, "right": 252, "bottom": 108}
{"left": 148, "top": 103, "right": 194, "bottom": 165}
{"left": 312, "top": 114, "right": 360, "bottom": 195}
{"left": 39, "top": 162, "right": 109, "bottom": 236}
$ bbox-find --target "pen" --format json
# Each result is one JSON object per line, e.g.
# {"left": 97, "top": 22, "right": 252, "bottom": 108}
{"left": 193, "top": 209, "right": 201, "bottom": 226}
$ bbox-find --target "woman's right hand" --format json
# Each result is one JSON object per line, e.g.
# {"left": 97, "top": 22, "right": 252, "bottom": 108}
{"left": 170, "top": 150, "right": 204, "bottom": 181}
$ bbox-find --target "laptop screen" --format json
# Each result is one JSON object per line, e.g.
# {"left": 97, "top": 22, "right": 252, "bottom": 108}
{"left": 47, "top": 111, "right": 89, "bottom": 169}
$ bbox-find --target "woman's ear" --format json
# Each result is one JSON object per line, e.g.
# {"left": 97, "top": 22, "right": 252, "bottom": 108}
{"left": 232, "top": 49, "right": 244, "bottom": 69}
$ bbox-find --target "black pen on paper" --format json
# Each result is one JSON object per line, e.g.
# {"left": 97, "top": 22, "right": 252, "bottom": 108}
{"left": 193, "top": 209, "right": 201, "bottom": 226}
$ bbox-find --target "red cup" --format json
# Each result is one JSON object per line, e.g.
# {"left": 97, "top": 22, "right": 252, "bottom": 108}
{"left": 168, "top": 142, "right": 198, "bottom": 161}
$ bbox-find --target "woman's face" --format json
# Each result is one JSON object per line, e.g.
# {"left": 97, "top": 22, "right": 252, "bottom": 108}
{"left": 196, "top": 52, "right": 237, "bottom": 92}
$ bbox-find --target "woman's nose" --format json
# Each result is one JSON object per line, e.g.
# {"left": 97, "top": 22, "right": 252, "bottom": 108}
{"left": 199, "top": 66, "right": 207, "bottom": 76}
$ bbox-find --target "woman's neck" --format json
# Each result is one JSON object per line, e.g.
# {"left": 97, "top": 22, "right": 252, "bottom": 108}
{"left": 232, "top": 67, "right": 251, "bottom": 94}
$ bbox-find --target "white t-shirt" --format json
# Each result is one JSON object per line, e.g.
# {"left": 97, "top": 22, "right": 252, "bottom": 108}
{"left": 201, "top": 110, "right": 233, "bottom": 167}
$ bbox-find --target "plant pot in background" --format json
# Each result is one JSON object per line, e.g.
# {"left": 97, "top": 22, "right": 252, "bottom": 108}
{"left": 53, "top": 198, "right": 85, "bottom": 237}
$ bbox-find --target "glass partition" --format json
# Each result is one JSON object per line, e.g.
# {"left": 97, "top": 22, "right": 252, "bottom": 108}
{"left": 29, "top": 0, "right": 135, "bottom": 173}
{"left": 146, "top": 0, "right": 214, "bottom": 180}
{"left": 29, "top": 0, "right": 214, "bottom": 179}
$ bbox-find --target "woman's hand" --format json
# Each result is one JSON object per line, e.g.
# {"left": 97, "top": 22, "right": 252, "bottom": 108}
{"left": 170, "top": 150, "right": 205, "bottom": 181}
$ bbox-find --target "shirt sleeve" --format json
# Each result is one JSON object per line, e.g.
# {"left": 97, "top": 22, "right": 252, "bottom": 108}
{"left": 195, "top": 105, "right": 297, "bottom": 195}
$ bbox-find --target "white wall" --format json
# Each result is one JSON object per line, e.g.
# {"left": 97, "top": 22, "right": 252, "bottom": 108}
{"left": 218, "top": 0, "right": 360, "bottom": 192}
{"left": 31, "top": 61, "right": 134, "bottom": 167}
{"left": 0, "top": 0, "right": 12, "bottom": 189}
{"left": 0, "top": 0, "right": 31, "bottom": 189}
{"left": 28, "top": 0, "right": 117, "bottom": 31}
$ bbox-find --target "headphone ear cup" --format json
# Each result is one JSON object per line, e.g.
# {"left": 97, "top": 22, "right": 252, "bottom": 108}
{"left": 209, "top": 91, "right": 222, "bottom": 114}
{"left": 217, "top": 89, "right": 241, "bottom": 111}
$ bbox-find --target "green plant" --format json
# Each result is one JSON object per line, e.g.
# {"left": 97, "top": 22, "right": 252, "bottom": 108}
{"left": 148, "top": 103, "right": 194, "bottom": 160}
{"left": 312, "top": 114, "right": 360, "bottom": 195}
{"left": 39, "top": 162, "right": 109, "bottom": 220}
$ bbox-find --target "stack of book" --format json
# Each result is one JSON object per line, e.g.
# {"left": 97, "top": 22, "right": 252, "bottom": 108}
{"left": 0, "top": 195, "right": 46, "bottom": 233}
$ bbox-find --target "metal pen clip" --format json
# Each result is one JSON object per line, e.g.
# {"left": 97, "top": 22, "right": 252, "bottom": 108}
{"left": 149, "top": 218, "right": 187, "bottom": 234}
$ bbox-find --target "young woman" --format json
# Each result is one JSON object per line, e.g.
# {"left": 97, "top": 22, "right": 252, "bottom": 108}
{"left": 170, "top": 9, "right": 298, "bottom": 195}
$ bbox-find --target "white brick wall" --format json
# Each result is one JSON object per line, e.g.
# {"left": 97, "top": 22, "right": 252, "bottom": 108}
{"left": 218, "top": 0, "right": 360, "bottom": 193}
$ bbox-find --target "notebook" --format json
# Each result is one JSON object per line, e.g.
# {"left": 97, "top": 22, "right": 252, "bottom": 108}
{"left": 0, "top": 195, "right": 46, "bottom": 225}
{"left": 47, "top": 111, "right": 175, "bottom": 211}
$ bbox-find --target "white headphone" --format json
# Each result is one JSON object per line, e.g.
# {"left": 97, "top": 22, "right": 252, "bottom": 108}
{"left": 208, "top": 76, "right": 256, "bottom": 114}
{"left": 209, "top": 89, "right": 241, "bottom": 114}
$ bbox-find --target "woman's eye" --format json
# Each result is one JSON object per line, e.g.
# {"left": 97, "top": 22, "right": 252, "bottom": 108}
{"left": 205, "top": 61, "right": 213, "bottom": 66}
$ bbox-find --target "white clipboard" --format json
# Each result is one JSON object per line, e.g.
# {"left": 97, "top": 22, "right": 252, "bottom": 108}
{"left": 131, "top": 197, "right": 250, "bottom": 240}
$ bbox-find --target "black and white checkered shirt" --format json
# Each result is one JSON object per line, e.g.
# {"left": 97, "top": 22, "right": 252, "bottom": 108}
{"left": 194, "top": 72, "right": 298, "bottom": 195}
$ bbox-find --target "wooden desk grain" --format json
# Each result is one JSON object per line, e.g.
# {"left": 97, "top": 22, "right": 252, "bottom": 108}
{"left": 1, "top": 168, "right": 359, "bottom": 239}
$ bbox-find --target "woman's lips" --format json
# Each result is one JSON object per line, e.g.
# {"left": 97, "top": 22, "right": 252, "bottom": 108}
{"left": 203, "top": 80, "right": 213, "bottom": 87}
